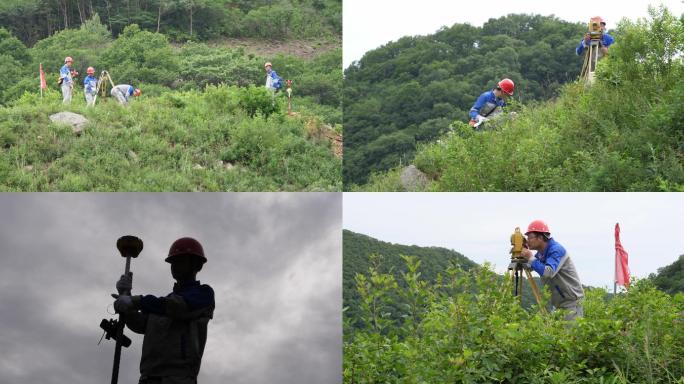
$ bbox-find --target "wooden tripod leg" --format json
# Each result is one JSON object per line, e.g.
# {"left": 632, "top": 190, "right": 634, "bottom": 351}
{"left": 518, "top": 270, "right": 523, "bottom": 304}
{"left": 524, "top": 268, "right": 546, "bottom": 314}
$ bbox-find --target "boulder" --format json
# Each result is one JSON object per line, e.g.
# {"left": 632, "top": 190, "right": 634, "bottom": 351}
{"left": 49, "top": 112, "right": 89, "bottom": 135}
{"left": 400, "top": 165, "right": 429, "bottom": 191}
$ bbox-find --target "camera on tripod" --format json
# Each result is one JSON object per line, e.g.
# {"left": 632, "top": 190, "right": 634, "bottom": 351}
{"left": 588, "top": 16, "right": 604, "bottom": 41}
{"left": 509, "top": 227, "right": 528, "bottom": 262}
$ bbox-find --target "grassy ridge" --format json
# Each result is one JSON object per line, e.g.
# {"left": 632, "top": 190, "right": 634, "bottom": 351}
{"left": 355, "top": 6, "right": 684, "bottom": 192}
{"left": 0, "top": 86, "right": 341, "bottom": 191}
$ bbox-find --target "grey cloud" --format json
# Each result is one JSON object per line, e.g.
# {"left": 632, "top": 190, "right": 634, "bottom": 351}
{"left": 0, "top": 193, "right": 342, "bottom": 384}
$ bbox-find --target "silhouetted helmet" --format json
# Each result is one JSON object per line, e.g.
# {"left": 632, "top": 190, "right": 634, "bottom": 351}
{"left": 166, "top": 237, "right": 207, "bottom": 264}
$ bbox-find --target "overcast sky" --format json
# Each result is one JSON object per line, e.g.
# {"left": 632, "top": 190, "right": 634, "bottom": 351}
{"left": 343, "top": 0, "right": 684, "bottom": 68}
{"left": 0, "top": 193, "right": 341, "bottom": 384}
{"left": 344, "top": 193, "right": 684, "bottom": 289}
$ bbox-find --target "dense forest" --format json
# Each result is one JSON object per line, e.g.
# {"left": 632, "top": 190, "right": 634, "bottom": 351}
{"left": 650, "top": 255, "right": 684, "bottom": 295}
{"left": 347, "top": 7, "right": 684, "bottom": 192}
{"left": 0, "top": 0, "right": 342, "bottom": 45}
{"left": 343, "top": 14, "right": 586, "bottom": 186}
{"left": 344, "top": 230, "right": 684, "bottom": 383}
{"left": 343, "top": 229, "right": 478, "bottom": 328}
{"left": 0, "top": 5, "right": 341, "bottom": 190}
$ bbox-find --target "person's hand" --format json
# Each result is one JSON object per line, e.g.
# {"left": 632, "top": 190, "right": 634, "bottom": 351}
{"left": 521, "top": 248, "right": 534, "bottom": 261}
{"left": 584, "top": 33, "right": 591, "bottom": 43}
{"left": 468, "top": 119, "right": 477, "bottom": 127}
{"left": 116, "top": 272, "right": 132, "bottom": 294}
{"left": 112, "top": 294, "right": 134, "bottom": 313}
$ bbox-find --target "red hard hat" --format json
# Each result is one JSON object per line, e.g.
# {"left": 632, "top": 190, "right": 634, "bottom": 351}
{"left": 498, "top": 78, "right": 515, "bottom": 96}
{"left": 166, "top": 237, "right": 207, "bottom": 263}
{"left": 133, "top": 88, "right": 142, "bottom": 97}
{"left": 64, "top": 56, "right": 73, "bottom": 63}
{"left": 526, "top": 220, "right": 550, "bottom": 235}
{"left": 592, "top": 16, "right": 606, "bottom": 24}
{"left": 86, "top": 67, "right": 95, "bottom": 74}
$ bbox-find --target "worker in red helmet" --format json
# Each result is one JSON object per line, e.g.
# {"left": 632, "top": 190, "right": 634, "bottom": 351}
{"left": 111, "top": 84, "right": 142, "bottom": 105}
{"left": 520, "top": 220, "right": 585, "bottom": 320}
{"left": 83, "top": 67, "right": 98, "bottom": 107}
{"left": 576, "top": 16, "right": 614, "bottom": 57}
{"left": 112, "top": 237, "right": 215, "bottom": 384}
{"left": 468, "top": 78, "right": 515, "bottom": 129}
{"left": 59, "top": 56, "right": 78, "bottom": 104}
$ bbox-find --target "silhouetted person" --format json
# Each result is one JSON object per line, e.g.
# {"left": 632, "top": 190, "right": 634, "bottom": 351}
{"left": 113, "top": 237, "right": 215, "bottom": 384}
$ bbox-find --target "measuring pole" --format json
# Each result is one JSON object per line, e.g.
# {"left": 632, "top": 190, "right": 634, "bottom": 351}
{"left": 111, "top": 235, "right": 143, "bottom": 384}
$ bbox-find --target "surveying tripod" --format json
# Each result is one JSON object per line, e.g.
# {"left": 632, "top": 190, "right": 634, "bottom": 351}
{"left": 93, "top": 70, "right": 116, "bottom": 105}
{"left": 509, "top": 227, "right": 546, "bottom": 313}
{"left": 579, "top": 33, "right": 604, "bottom": 85}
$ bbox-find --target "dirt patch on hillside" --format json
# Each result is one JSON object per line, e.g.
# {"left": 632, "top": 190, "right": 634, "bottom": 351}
{"left": 305, "top": 118, "right": 342, "bottom": 158}
{"left": 204, "top": 37, "right": 340, "bottom": 60}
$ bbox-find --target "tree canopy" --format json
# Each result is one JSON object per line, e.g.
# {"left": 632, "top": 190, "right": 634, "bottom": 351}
{"left": 343, "top": 14, "right": 587, "bottom": 187}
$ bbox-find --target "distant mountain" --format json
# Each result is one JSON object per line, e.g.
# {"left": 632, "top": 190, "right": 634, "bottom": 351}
{"left": 649, "top": 255, "right": 684, "bottom": 295}
{"left": 344, "top": 229, "right": 556, "bottom": 329}
{"left": 343, "top": 229, "right": 479, "bottom": 327}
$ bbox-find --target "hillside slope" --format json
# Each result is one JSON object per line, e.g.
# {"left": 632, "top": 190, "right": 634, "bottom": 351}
{"left": 359, "top": 6, "right": 684, "bottom": 192}
{"left": 0, "top": 15, "right": 342, "bottom": 191}
{"left": 343, "top": 14, "right": 586, "bottom": 187}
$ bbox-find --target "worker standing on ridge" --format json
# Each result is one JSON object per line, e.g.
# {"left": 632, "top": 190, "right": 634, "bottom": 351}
{"left": 468, "top": 78, "right": 514, "bottom": 128}
{"left": 111, "top": 84, "right": 141, "bottom": 105}
{"left": 83, "top": 67, "right": 98, "bottom": 107}
{"left": 520, "top": 220, "right": 585, "bottom": 321}
{"left": 264, "top": 62, "right": 283, "bottom": 92}
{"left": 576, "top": 16, "right": 614, "bottom": 57}
{"left": 59, "top": 56, "right": 77, "bottom": 104}
{"left": 112, "top": 237, "right": 215, "bottom": 384}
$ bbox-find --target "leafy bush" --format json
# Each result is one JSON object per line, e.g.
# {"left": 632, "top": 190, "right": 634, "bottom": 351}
{"left": 237, "top": 85, "right": 280, "bottom": 118}
{"left": 345, "top": 256, "right": 684, "bottom": 383}
{"left": 100, "top": 24, "right": 179, "bottom": 86}
{"left": 178, "top": 42, "right": 262, "bottom": 88}
{"left": 30, "top": 15, "right": 112, "bottom": 80}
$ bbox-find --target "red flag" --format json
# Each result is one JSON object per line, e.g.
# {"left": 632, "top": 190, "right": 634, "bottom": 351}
{"left": 39, "top": 63, "right": 47, "bottom": 90}
{"left": 615, "top": 223, "right": 630, "bottom": 288}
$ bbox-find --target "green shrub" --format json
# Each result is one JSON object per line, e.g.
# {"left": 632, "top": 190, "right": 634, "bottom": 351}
{"left": 237, "top": 85, "right": 280, "bottom": 117}
{"left": 345, "top": 257, "right": 684, "bottom": 383}
{"left": 100, "top": 24, "right": 179, "bottom": 86}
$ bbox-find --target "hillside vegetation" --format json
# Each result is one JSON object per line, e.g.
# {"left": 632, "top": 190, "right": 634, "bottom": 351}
{"left": 0, "top": 0, "right": 341, "bottom": 45}
{"left": 350, "top": 7, "right": 684, "bottom": 191}
{"left": 343, "top": 230, "right": 479, "bottom": 328}
{"left": 0, "top": 14, "right": 341, "bottom": 191}
{"left": 344, "top": 14, "right": 586, "bottom": 187}
{"left": 344, "top": 232, "right": 684, "bottom": 383}
{"left": 650, "top": 255, "right": 684, "bottom": 295}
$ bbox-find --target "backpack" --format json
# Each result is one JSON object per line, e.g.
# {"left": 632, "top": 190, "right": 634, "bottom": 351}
{"left": 271, "top": 72, "right": 283, "bottom": 90}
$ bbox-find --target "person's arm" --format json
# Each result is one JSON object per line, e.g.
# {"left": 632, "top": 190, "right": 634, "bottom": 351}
{"left": 603, "top": 33, "right": 615, "bottom": 47}
{"left": 531, "top": 246, "right": 565, "bottom": 279}
{"left": 139, "top": 285, "right": 215, "bottom": 319}
{"left": 576, "top": 39, "right": 587, "bottom": 55}
{"left": 469, "top": 92, "right": 488, "bottom": 120}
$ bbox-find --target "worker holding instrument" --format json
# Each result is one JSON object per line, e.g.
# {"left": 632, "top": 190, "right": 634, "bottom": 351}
{"left": 520, "top": 220, "right": 585, "bottom": 320}
{"left": 112, "top": 237, "right": 215, "bottom": 384}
